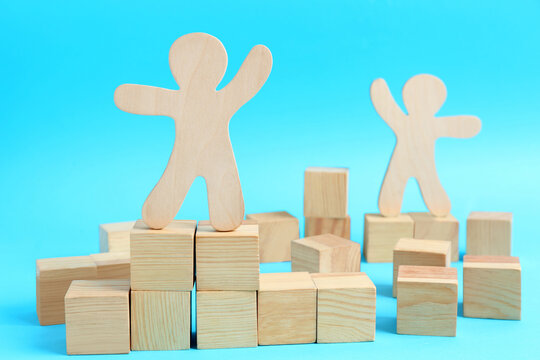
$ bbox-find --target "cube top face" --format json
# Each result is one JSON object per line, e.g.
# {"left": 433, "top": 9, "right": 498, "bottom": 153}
{"left": 100, "top": 221, "right": 137, "bottom": 233}
{"left": 365, "top": 213, "right": 413, "bottom": 224}
{"left": 398, "top": 265, "right": 457, "bottom": 285}
{"left": 464, "top": 255, "right": 520, "bottom": 269}
{"left": 246, "top": 211, "right": 298, "bottom": 223}
{"left": 304, "top": 167, "right": 348, "bottom": 218}
{"left": 36, "top": 256, "right": 96, "bottom": 278}
{"left": 408, "top": 212, "right": 457, "bottom": 223}
{"left": 259, "top": 272, "right": 316, "bottom": 292}
{"left": 468, "top": 211, "right": 513, "bottom": 222}
{"left": 293, "top": 234, "right": 355, "bottom": 251}
{"left": 394, "top": 238, "right": 451, "bottom": 255}
{"left": 197, "top": 221, "right": 259, "bottom": 238}
{"left": 132, "top": 219, "right": 196, "bottom": 236}
{"left": 311, "top": 272, "right": 375, "bottom": 291}
{"left": 89, "top": 252, "right": 130, "bottom": 267}
{"left": 65, "top": 279, "right": 130, "bottom": 299}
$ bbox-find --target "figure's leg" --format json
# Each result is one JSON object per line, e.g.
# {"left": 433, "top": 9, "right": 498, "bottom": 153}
{"left": 379, "top": 150, "right": 410, "bottom": 217}
{"left": 416, "top": 161, "right": 451, "bottom": 217}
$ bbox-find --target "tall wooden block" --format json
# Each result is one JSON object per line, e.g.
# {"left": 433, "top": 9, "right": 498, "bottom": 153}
{"left": 246, "top": 211, "right": 299, "bottom": 263}
{"left": 364, "top": 213, "right": 414, "bottom": 263}
{"left": 463, "top": 255, "right": 521, "bottom": 320}
{"left": 305, "top": 215, "right": 351, "bottom": 239}
{"left": 467, "top": 212, "right": 512, "bottom": 256}
{"left": 196, "top": 291, "right": 257, "bottom": 349}
{"left": 392, "top": 238, "right": 451, "bottom": 297}
{"left": 65, "top": 280, "right": 130, "bottom": 355}
{"left": 131, "top": 290, "right": 191, "bottom": 350}
{"left": 130, "top": 219, "right": 196, "bottom": 291}
{"left": 99, "top": 221, "right": 135, "bottom": 253}
{"left": 258, "top": 272, "right": 317, "bottom": 345}
{"left": 409, "top": 212, "right": 459, "bottom": 261}
{"left": 304, "top": 167, "right": 348, "bottom": 218}
{"left": 90, "top": 252, "right": 130, "bottom": 279}
{"left": 397, "top": 266, "right": 458, "bottom": 337}
{"left": 311, "top": 272, "right": 376, "bottom": 343}
{"left": 196, "top": 221, "right": 259, "bottom": 290}
{"left": 36, "top": 256, "right": 97, "bottom": 325}
{"left": 291, "top": 234, "right": 360, "bottom": 273}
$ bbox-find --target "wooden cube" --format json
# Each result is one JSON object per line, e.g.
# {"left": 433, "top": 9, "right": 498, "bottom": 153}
{"left": 196, "top": 291, "right": 257, "bottom": 349}
{"left": 305, "top": 215, "right": 351, "bottom": 239}
{"left": 131, "top": 290, "right": 191, "bottom": 350}
{"left": 364, "top": 213, "right": 414, "bottom": 263}
{"left": 36, "top": 256, "right": 97, "bottom": 325}
{"left": 463, "top": 255, "right": 521, "bottom": 320}
{"left": 258, "top": 272, "right": 316, "bottom": 345}
{"left": 65, "top": 280, "right": 130, "bottom": 354}
{"left": 409, "top": 212, "right": 459, "bottom": 262}
{"left": 467, "top": 212, "right": 512, "bottom": 256}
{"left": 397, "top": 266, "right": 458, "bottom": 337}
{"left": 90, "top": 252, "right": 130, "bottom": 279}
{"left": 311, "top": 272, "right": 376, "bottom": 343}
{"left": 304, "top": 167, "right": 348, "bottom": 218}
{"left": 99, "top": 221, "right": 135, "bottom": 253}
{"left": 196, "top": 221, "right": 259, "bottom": 290}
{"left": 130, "top": 219, "right": 196, "bottom": 291}
{"left": 291, "top": 234, "right": 360, "bottom": 273}
{"left": 392, "top": 238, "right": 451, "bottom": 297}
{"left": 246, "top": 211, "right": 299, "bottom": 263}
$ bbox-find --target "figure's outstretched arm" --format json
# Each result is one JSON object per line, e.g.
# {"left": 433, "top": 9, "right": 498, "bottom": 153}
{"left": 436, "top": 115, "right": 481, "bottom": 138}
{"left": 114, "top": 84, "right": 178, "bottom": 117}
{"left": 370, "top": 78, "right": 406, "bottom": 133}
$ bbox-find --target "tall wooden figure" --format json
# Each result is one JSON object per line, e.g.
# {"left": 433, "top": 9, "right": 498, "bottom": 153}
{"left": 115, "top": 33, "right": 273, "bottom": 231}
{"left": 371, "top": 74, "right": 481, "bottom": 217}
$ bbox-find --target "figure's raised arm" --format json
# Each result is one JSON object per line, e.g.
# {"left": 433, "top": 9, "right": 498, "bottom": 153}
{"left": 436, "top": 115, "right": 482, "bottom": 138}
{"left": 114, "top": 84, "right": 178, "bottom": 117}
{"left": 370, "top": 78, "right": 406, "bottom": 132}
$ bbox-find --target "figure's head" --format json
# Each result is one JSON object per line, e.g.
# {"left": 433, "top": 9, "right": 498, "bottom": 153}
{"left": 169, "top": 33, "right": 227, "bottom": 90}
{"left": 402, "top": 74, "right": 447, "bottom": 117}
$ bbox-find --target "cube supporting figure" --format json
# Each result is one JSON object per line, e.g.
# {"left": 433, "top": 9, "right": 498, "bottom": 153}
{"left": 466, "top": 212, "right": 512, "bottom": 256}
{"left": 364, "top": 213, "right": 414, "bottom": 263}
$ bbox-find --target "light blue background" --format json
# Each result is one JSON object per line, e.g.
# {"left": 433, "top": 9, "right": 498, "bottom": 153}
{"left": 1, "top": 0, "right": 539, "bottom": 358}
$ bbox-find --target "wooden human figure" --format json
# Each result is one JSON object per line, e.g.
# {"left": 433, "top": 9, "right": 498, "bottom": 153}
{"left": 370, "top": 74, "right": 481, "bottom": 217}
{"left": 114, "top": 33, "right": 272, "bottom": 231}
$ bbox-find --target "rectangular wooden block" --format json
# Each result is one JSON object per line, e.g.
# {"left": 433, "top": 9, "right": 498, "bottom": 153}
{"left": 196, "top": 290, "right": 258, "bottom": 349}
{"left": 130, "top": 219, "right": 196, "bottom": 291}
{"left": 65, "top": 280, "right": 130, "bottom": 355}
{"left": 305, "top": 215, "right": 351, "bottom": 239}
{"left": 258, "top": 272, "right": 317, "bottom": 345}
{"left": 467, "top": 212, "right": 512, "bottom": 256}
{"left": 463, "top": 255, "right": 521, "bottom": 320}
{"left": 392, "top": 238, "right": 451, "bottom": 297}
{"left": 304, "top": 167, "right": 348, "bottom": 218}
{"left": 291, "top": 234, "right": 360, "bottom": 273}
{"left": 364, "top": 213, "right": 414, "bottom": 263}
{"left": 36, "top": 256, "right": 97, "bottom": 325}
{"left": 196, "top": 220, "right": 259, "bottom": 290}
{"left": 99, "top": 221, "right": 135, "bottom": 253}
{"left": 409, "top": 212, "right": 459, "bottom": 262}
{"left": 90, "top": 252, "right": 130, "bottom": 279}
{"left": 246, "top": 211, "right": 299, "bottom": 263}
{"left": 397, "top": 266, "right": 458, "bottom": 337}
{"left": 131, "top": 290, "right": 191, "bottom": 350}
{"left": 311, "top": 272, "right": 376, "bottom": 343}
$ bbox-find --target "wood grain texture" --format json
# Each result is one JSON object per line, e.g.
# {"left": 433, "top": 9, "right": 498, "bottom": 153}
{"left": 463, "top": 255, "right": 520, "bottom": 320}
{"left": 311, "top": 272, "right": 376, "bottom": 343}
{"left": 196, "top": 290, "right": 257, "bottom": 349}
{"left": 130, "top": 219, "right": 196, "bottom": 291}
{"left": 114, "top": 33, "right": 272, "bottom": 231}
{"left": 305, "top": 215, "right": 351, "bottom": 239}
{"left": 371, "top": 75, "right": 481, "bottom": 217}
{"left": 304, "top": 167, "right": 348, "bottom": 218}
{"left": 99, "top": 221, "right": 135, "bottom": 253}
{"left": 131, "top": 290, "right": 191, "bottom": 350}
{"left": 364, "top": 213, "right": 414, "bottom": 263}
{"left": 409, "top": 212, "right": 459, "bottom": 261}
{"left": 397, "top": 265, "right": 458, "bottom": 337}
{"left": 246, "top": 211, "right": 299, "bottom": 263}
{"left": 90, "top": 252, "right": 130, "bottom": 280}
{"left": 196, "top": 221, "right": 259, "bottom": 290}
{"left": 467, "top": 211, "right": 512, "bottom": 256}
{"left": 65, "top": 280, "right": 130, "bottom": 355}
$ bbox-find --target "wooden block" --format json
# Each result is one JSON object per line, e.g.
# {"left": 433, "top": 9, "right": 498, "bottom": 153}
{"left": 304, "top": 167, "right": 348, "bottom": 218}
{"left": 246, "top": 211, "right": 299, "bottom": 263}
{"left": 305, "top": 215, "right": 351, "bottom": 239}
{"left": 397, "top": 265, "right": 458, "bottom": 337}
{"left": 65, "top": 280, "right": 130, "bottom": 355}
{"left": 409, "top": 212, "right": 459, "bottom": 261}
{"left": 463, "top": 255, "right": 521, "bottom": 320}
{"left": 258, "top": 272, "right": 316, "bottom": 345}
{"left": 196, "top": 221, "right": 259, "bottom": 290}
{"left": 90, "top": 252, "right": 130, "bottom": 279}
{"left": 291, "top": 234, "right": 360, "bottom": 273}
{"left": 196, "top": 291, "right": 257, "bottom": 349}
{"left": 130, "top": 219, "right": 196, "bottom": 291}
{"left": 392, "top": 238, "right": 451, "bottom": 297}
{"left": 467, "top": 212, "right": 512, "bottom": 256}
{"left": 364, "top": 213, "right": 414, "bottom": 263}
{"left": 36, "top": 256, "right": 97, "bottom": 325}
{"left": 311, "top": 272, "right": 376, "bottom": 343}
{"left": 99, "top": 221, "right": 135, "bottom": 253}
{"left": 131, "top": 290, "right": 191, "bottom": 350}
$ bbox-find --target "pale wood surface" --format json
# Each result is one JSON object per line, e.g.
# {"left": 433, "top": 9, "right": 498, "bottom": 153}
{"left": 65, "top": 280, "right": 130, "bottom": 355}
{"left": 99, "top": 221, "right": 135, "bottom": 253}
{"left": 467, "top": 211, "right": 512, "bottom": 256}
{"left": 364, "top": 213, "right": 414, "bottom": 262}
{"left": 371, "top": 74, "right": 481, "bottom": 217}
{"left": 304, "top": 167, "right": 348, "bottom": 218}
{"left": 196, "top": 290, "right": 257, "bottom": 349}
{"left": 409, "top": 212, "right": 459, "bottom": 261}
{"left": 246, "top": 211, "right": 299, "bottom": 263}
{"left": 90, "top": 252, "right": 130, "bottom": 280}
{"left": 131, "top": 290, "right": 191, "bottom": 350}
{"left": 305, "top": 215, "right": 351, "bottom": 239}
{"left": 114, "top": 33, "right": 272, "bottom": 231}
